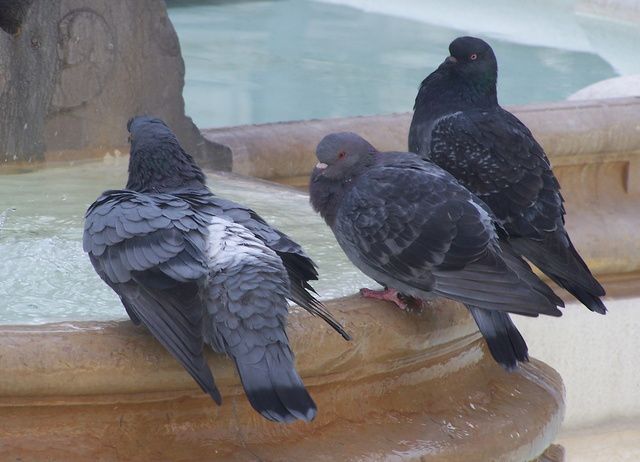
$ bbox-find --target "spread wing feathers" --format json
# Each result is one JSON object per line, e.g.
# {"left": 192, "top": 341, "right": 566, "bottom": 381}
{"left": 83, "top": 190, "right": 212, "bottom": 284}
{"left": 468, "top": 306, "right": 528, "bottom": 370}
{"left": 204, "top": 196, "right": 350, "bottom": 340}
{"left": 84, "top": 190, "right": 220, "bottom": 403}
{"left": 115, "top": 279, "right": 221, "bottom": 403}
{"left": 510, "top": 234, "right": 606, "bottom": 314}
{"left": 204, "top": 219, "right": 316, "bottom": 422}
{"left": 338, "top": 157, "right": 562, "bottom": 317}
{"left": 429, "top": 108, "right": 565, "bottom": 240}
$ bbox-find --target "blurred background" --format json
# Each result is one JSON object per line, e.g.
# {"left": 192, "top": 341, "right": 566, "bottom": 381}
{"left": 167, "top": 0, "right": 640, "bottom": 127}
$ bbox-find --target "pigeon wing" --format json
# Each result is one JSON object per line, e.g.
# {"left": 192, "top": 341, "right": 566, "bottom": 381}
{"left": 205, "top": 196, "right": 350, "bottom": 340}
{"left": 83, "top": 190, "right": 220, "bottom": 403}
{"left": 204, "top": 218, "right": 316, "bottom": 422}
{"left": 336, "top": 161, "right": 488, "bottom": 288}
{"left": 337, "top": 159, "right": 561, "bottom": 317}
{"left": 429, "top": 108, "right": 565, "bottom": 240}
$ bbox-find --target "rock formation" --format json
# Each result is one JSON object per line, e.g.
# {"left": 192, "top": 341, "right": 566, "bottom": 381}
{"left": 0, "top": 0, "right": 230, "bottom": 169}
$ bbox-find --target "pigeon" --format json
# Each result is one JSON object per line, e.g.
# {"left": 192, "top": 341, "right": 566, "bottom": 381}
{"left": 409, "top": 36, "right": 606, "bottom": 314}
{"left": 84, "top": 116, "right": 349, "bottom": 423}
{"left": 310, "top": 132, "right": 564, "bottom": 369}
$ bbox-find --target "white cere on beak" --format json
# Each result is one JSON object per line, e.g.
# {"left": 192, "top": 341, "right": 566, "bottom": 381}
{"left": 316, "top": 162, "right": 328, "bottom": 170}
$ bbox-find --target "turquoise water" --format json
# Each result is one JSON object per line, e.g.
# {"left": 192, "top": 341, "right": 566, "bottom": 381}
{"left": 166, "top": 0, "right": 631, "bottom": 128}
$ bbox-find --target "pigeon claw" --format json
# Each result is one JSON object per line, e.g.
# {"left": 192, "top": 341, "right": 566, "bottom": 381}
{"left": 359, "top": 287, "right": 408, "bottom": 310}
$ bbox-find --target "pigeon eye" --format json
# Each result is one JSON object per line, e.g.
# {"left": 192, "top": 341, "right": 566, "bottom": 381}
{"left": 338, "top": 151, "right": 346, "bottom": 159}
{"left": 470, "top": 53, "right": 478, "bottom": 60}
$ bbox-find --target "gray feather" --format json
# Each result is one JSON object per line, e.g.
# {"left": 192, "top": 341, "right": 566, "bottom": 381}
{"left": 203, "top": 218, "right": 316, "bottom": 423}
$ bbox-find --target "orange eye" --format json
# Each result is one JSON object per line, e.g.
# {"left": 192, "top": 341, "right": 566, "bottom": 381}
{"left": 470, "top": 53, "right": 478, "bottom": 60}
{"left": 338, "top": 151, "right": 346, "bottom": 159}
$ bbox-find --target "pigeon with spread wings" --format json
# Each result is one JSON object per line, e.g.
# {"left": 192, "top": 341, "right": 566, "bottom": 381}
{"left": 84, "top": 116, "right": 349, "bottom": 423}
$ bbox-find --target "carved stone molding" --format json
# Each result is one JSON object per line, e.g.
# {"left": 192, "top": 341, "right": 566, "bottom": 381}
{"left": 203, "top": 97, "right": 640, "bottom": 180}
{"left": 51, "top": 8, "right": 116, "bottom": 110}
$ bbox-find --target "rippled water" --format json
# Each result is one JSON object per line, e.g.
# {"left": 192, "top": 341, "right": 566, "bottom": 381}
{"left": 166, "top": 0, "right": 633, "bottom": 128}
{"left": 0, "top": 159, "right": 374, "bottom": 324}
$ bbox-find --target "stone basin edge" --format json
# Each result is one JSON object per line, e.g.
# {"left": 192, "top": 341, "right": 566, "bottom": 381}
{"left": 0, "top": 296, "right": 565, "bottom": 461}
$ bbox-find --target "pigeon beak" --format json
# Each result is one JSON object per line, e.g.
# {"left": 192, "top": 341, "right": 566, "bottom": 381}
{"left": 445, "top": 56, "right": 457, "bottom": 64}
{"left": 312, "top": 163, "right": 328, "bottom": 182}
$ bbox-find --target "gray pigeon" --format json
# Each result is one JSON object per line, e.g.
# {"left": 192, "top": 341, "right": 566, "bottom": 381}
{"left": 310, "top": 132, "right": 564, "bottom": 369}
{"left": 409, "top": 36, "right": 606, "bottom": 314}
{"left": 84, "top": 116, "right": 349, "bottom": 423}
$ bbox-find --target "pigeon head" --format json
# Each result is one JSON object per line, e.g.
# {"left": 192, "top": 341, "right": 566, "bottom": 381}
{"left": 310, "top": 132, "right": 377, "bottom": 226}
{"left": 313, "top": 132, "right": 377, "bottom": 182}
{"left": 413, "top": 36, "right": 498, "bottom": 115}
{"left": 448, "top": 36, "right": 496, "bottom": 68}
{"left": 126, "top": 116, "right": 205, "bottom": 192}
{"left": 441, "top": 36, "right": 497, "bottom": 96}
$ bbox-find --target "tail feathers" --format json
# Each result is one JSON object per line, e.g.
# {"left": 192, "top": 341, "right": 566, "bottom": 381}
{"left": 468, "top": 306, "right": 528, "bottom": 370}
{"left": 499, "top": 243, "right": 565, "bottom": 309}
{"left": 511, "top": 235, "right": 606, "bottom": 314}
{"left": 234, "top": 344, "right": 316, "bottom": 423}
{"left": 548, "top": 274, "right": 607, "bottom": 314}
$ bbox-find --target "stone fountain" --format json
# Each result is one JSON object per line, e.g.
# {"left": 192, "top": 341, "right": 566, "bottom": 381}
{"left": 2, "top": 1, "right": 640, "bottom": 460}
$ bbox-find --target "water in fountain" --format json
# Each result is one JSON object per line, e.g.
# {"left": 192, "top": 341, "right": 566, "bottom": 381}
{"left": 0, "top": 158, "right": 375, "bottom": 324}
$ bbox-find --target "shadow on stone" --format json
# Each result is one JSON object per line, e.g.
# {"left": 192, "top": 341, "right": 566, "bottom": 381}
{"left": 0, "top": 0, "right": 33, "bottom": 35}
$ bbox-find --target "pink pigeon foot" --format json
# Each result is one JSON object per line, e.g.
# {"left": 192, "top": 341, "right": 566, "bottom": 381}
{"left": 359, "top": 287, "right": 408, "bottom": 310}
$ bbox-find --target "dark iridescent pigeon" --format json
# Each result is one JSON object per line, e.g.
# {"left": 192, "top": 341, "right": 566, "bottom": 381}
{"left": 310, "top": 132, "right": 564, "bottom": 369}
{"left": 409, "top": 36, "right": 606, "bottom": 314}
{"left": 84, "top": 116, "right": 349, "bottom": 423}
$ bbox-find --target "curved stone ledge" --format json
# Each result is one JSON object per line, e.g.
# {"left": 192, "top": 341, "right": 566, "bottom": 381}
{"left": 0, "top": 296, "right": 564, "bottom": 461}
{"left": 203, "top": 96, "right": 640, "bottom": 179}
